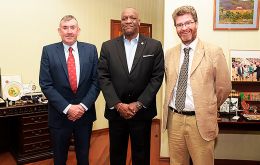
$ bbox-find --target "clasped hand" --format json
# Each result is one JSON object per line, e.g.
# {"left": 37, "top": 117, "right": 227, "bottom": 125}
{"left": 115, "top": 102, "right": 140, "bottom": 119}
{"left": 67, "top": 104, "right": 85, "bottom": 122}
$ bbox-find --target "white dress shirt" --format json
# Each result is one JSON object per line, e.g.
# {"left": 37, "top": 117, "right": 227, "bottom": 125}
{"left": 169, "top": 38, "right": 198, "bottom": 112}
{"left": 62, "top": 42, "right": 88, "bottom": 114}
{"left": 124, "top": 34, "right": 139, "bottom": 72}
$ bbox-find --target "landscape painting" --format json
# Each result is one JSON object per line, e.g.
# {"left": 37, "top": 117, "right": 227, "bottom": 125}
{"left": 214, "top": 0, "right": 259, "bottom": 30}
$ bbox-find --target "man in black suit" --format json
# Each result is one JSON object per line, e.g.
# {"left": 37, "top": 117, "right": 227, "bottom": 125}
{"left": 39, "top": 15, "right": 99, "bottom": 165}
{"left": 98, "top": 7, "right": 164, "bottom": 165}
{"left": 255, "top": 62, "right": 260, "bottom": 81}
{"left": 237, "top": 64, "right": 244, "bottom": 81}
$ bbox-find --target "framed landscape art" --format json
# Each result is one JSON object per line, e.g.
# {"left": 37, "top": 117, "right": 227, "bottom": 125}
{"left": 214, "top": 0, "right": 259, "bottom": 30}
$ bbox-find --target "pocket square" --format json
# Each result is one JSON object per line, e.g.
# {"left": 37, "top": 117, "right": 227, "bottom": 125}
{"left": 143, "top": 54, "right": 154, "bottom": 57}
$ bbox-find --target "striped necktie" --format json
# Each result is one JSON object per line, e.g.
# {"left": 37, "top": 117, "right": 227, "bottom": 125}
{"left": 175, "top": 47, "right": 190, "bottom": 112}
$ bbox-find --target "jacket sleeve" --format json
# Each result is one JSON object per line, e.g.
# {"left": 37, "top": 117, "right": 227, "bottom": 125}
{"left": 39, "top": 46, "right": 70, "bottom": 114}
{"left": 214, "top": 47, "right": 232, "bottom": 107}
{"left": 80, "top": 45, "right": 100, "bottom": 108}
{"left": 98, "top": 42, "right": 121, "bottom": 108}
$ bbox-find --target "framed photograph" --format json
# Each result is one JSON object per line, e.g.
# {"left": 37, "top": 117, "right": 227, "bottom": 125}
{"left": 1, "top": 75, "right": 22, "bottom": 99}
{"left": 230, "top": 97, "right": 239, "bottom": 112}
{"left": 220, "top": 98, "right": 230, "bottom": 113}
{"left": 220, "top": 97, "right": 239, "bottom": 113}
{"left": 231, "top": 50, "right": 260, "bottom": 82}
{"left": 213, "top": 0, "right": 259, "bottom": 30}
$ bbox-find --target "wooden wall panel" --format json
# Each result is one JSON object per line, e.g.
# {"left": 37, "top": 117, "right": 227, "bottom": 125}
{"left": 110, "top": 19, "right": 152, "bottom": 39}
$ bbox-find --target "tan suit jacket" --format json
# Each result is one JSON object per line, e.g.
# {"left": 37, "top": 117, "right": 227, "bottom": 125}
{"left": 162, "top": 39, "right": 231, "bottom": 141}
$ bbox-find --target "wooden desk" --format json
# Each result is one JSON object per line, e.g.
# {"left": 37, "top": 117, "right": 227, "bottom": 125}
{"left": 0, "top": 104, "right": 53, "bottom": 165}
{"left": 218, "top": 115, "right": 260, "bottom": 131}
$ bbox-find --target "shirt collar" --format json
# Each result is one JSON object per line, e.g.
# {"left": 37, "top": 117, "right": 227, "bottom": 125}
{"left": 123, "top": 33, "right": 139, "bottom": 42}
{"left": 63, "top": 41, "right": 78, "bottom": 52}
{"left": 181, "top": 38, "right": 198, "bottom": 51}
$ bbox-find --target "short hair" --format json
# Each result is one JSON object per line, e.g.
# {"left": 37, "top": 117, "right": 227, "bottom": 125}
{"left": 172, "top": 6, "right": 198, "bottom": 26}
{"left": 60, "top": 15, "right": 78, "bottom": 24}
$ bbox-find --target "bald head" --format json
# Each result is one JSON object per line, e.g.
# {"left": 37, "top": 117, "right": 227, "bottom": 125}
{"left": 121, "top": 7, "right": 139, "bottom": 19}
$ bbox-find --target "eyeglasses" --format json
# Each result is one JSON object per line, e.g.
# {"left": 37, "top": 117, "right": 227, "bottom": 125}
{"left": 175, "top": 21, "right": 195, "bottom": 29}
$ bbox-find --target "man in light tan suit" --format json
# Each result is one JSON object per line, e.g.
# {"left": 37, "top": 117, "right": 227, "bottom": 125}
{"left": 162, "top": 6, "right": 231, "bottom": 165}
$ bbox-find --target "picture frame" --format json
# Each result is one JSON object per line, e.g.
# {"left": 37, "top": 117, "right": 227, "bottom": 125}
{"left": 219, "top": 97, "right": 239, "bottom": 114}
{"left": 0, "top": 75, "right": 22, "bottom": 99}
{"left": 230, "top": 50, "right": 260, "bottom": 82}
{"left": 213, "top": 0, "right": 259, "bottom": 30}
{"left": 220, "top": 97, "right": 230, "bottom": 113}
{"left": 230, "top": 97, "right": 239, "bottom": 113}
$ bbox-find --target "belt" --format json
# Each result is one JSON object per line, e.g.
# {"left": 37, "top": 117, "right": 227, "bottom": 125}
{"left": 169, "top": 107, "right": 195, "bottom": 116}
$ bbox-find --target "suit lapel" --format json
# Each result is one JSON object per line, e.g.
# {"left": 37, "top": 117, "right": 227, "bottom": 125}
{"left": 190, "top": 40, "right": 204, "bottom": 76}
{"left": 56, "top": 42, "right": 69, "bottom": 78}
{"left": 175, "top": 45, "right": 181, "bottom": 74}
{"left": 168, "top": 45, "right": 181, "bottom": 95}
{"left": 78, "top": 42, "right": 87, "bottom": 85}
{"left": 116, "top": 36, "right": 129, "bottom": 75}
{"left": 130, "top": 35, "right": 146, "bottom": 73}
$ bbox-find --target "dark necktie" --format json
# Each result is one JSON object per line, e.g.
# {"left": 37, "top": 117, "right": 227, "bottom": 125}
{"left": 67, "top": 47, "right": 77, "bottom": 93}
{"left": 175, "top": 48, "right": 191, "bottom": 112}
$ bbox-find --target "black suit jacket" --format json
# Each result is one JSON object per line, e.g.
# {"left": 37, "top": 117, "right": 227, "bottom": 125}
{"left": 39, "top": 42, "right": 100, "bottom": 128}
{"left": 98, "top": 35, "right": 164, "bottom": 120}
{"left": 255, "top": 66, "right": 260, "bottom": 78}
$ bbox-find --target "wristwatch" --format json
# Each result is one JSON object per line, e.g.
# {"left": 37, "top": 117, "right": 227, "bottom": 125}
{"left": 136, "top": 101, "right": 143, "bottom": 110}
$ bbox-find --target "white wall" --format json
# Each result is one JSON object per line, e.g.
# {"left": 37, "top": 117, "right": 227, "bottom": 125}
{"left": 163, "top": 0, "right": 260, "bottom": 160}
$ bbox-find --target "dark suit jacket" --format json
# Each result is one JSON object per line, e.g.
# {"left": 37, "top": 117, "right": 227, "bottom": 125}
{"left": 255, "top": 66, "right": 260, "bottom": 78}
{"left": 39, "top": 42, "right": 100, "bottom": 128}
{"left": 237, "top": 66, "right": 244, "bottom": 76}
{"left": 98, "top": 35, "right": 164, "bottom": 120}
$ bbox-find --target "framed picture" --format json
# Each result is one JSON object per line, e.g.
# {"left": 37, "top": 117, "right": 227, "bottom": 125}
{"left": 0, "top": 75, "right": 22, "bottom": 99}
{"left": 220, "top": 97, "right": 239, "bottom": 113}
{"left": 230, "top": 97, "right": 239, "bottom": 112}
{"left": 220, "top": 98, "right": 230, "bottom": 113}
{"left": 231, "top": 50, "right": 260, "bottom": 82}
{"left": 213, "top": 0, "right": 259, "bottom": 30}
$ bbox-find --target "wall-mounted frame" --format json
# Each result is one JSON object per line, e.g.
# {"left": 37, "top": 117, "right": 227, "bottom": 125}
{"left": 110, "top": 19, "right": 152, "bottom": 39}
{"left": 213, "top": 0, "right": 259, "bottom": 30}
{"left": 231, "top": 50, "right": 260, "bottom": 82}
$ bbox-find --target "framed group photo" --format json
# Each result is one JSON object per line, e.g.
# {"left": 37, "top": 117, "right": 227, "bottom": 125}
{"left": 219, "top": 97, "right": 239, "bottom": 113}
{"left": 213, "top": 0, "right": 259, "bottom": 30}
{"left": 220, "top": 98, "right": 230, "bottom": 113}
{"left": 231, "top": 50, "right": 260, "bottom": 82}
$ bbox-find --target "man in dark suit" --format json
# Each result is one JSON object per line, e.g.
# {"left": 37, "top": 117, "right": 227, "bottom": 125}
{"left": 98, "top": 7, "right": 164, "bottom": 165}
{"left": 237, "top": 64, "right": 244, "bottom": 81}
{"left": 39, "top": 15, "right": 99, "bottom": 165}
{"left": 254, "top": 62, "right": 260, "bottom": 81}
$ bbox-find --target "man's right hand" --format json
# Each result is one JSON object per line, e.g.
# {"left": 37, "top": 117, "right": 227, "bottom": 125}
{"left": 115, "top": 103, "right": 134, "bottom": 119}
{"left": 67, "top": 104, "right": 85, "bottom": 121}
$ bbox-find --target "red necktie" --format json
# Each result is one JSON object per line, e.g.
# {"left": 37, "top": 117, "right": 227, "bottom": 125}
{"left": 67, "top": 47, "right": 77, "bottom": 93}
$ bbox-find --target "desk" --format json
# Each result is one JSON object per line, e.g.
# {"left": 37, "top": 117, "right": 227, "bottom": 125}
{"left": 218, "top": 115, "right": 260, "bottom": 131}
{"left": 0, "top": 104, "right": 53, "bottom": 165}
{"left": 216, "top": 115, "right": 260, "bottom": 161}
